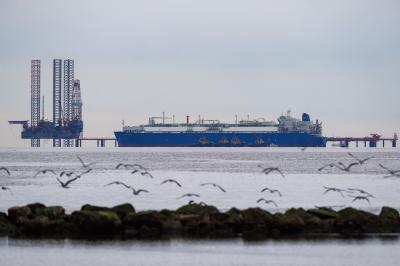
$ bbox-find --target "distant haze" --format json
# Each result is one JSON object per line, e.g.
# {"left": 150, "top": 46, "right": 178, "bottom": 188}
{"left": 0, "top": 0, "right": 399, "bottom": 147}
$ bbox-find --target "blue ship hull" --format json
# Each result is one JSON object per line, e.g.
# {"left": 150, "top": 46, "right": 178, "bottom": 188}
{"left": 114, "top": 131, "right": 327, "bottom": 147}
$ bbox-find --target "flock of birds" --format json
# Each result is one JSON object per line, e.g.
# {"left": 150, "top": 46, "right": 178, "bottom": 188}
{"left": 0, "top": 151, "right": 400, "bottom": 210}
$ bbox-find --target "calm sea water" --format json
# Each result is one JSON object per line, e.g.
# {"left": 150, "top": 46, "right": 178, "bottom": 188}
{"left": 1, "top": 237, "right": 400, "bottom": 266}
{"left": 0, "top": 147, "right": 400, "bottom": 266}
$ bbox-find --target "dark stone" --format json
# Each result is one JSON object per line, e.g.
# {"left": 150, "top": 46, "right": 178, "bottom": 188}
{"left": 36, "top": 206, "right": 65, "bottom": 220}
{"left": 277, "top": 210, "right": 307, "bottom": 234}
{"left": 176, "top": 203, "right": 219, "bottom": 215}
{"left": 26, "top": 203, "right": 46, "bottom": 214}
{"left": 240, "top": 208, "right": 274, "bottom": 239}
{"left": 71, "top": 210, "right": 121, "bottom": 237}
{"left": 379, "top": 207, "right": 400, "bottom": 221}
{"left": 241, "top": 208, "right": 272, "bottom": 225}
{"left": 111, "top": 203, "right": 135, "bottom": 219}
{"left": 8, "top": 206, "right": 32, "bottom": 224}
{"left": 307, "top": 208, "right": 339, "bottom": 220}
{"left": 0, "top": 212, "right": 16, "bottom": 236}
{"left": 335, "top": 208, "right": 380, "bottom": 234}
{"left": 81, "top": 204, "right": 110, "bottom": 212}
{"left": 123, "top": 211, "right": 166, "bottom": 238}
{"left": 379, "top": 207, "right": 400, "bottom": 233}
{"left": 123, "top": 211, "right": 164, "bottom": 229}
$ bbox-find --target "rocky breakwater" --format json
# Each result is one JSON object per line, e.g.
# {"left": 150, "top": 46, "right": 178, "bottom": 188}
{"left": 1, "top": 203, "right": 400, "bottom": 240}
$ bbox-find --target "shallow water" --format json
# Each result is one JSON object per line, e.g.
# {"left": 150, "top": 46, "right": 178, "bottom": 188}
{"left": 1, "top": 237, "right": 400, "bottom": 266}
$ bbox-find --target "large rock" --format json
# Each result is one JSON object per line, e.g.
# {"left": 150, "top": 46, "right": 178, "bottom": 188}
{"left": 36, "top": 206, "right": 65, "bottom": 220}
{"left": 123, "top": 211, "right": 166, "bottom": 238}
{"left": 71, "top": 210, "right": 121, "bottom": 237}
{"left": 335, "top": 208, "right": 380, "bottom": 234}
{"left": 379, "top": 207, "right": 400, "bottom": 233}
{"left": 240, "top": 208, "right": 274, "bottom": 240}
{"left": 81, "top": 204, "right": 110, "bottom": 212}
{"left": 8, "top": 206, "right": 32, "bottom": 224}
{"left": 26, "top": 203, "right": 46, "bottom": 214}
{"left": 379, "top": 207, "right": 400, "bottom": 221}
{"left": 0, "top": 212, "right": 16, "bottom": 236}
{"left": 307, "top": 208, "right": 339, "bottom": 220}
{"left": 111, "top": 203, "right": 135, "bottom": 219}
{"left": 176, "top": 203, "right": 219, "bottom": 215}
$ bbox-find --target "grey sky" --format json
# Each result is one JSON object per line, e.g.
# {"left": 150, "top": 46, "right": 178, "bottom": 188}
{"left": 0, "top": 0, "right": 399, "bottom": 147}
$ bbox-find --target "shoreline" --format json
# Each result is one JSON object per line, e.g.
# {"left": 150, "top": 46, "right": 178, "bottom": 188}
{"left": 1, "top": 203, "right": 400, "bottom": 240}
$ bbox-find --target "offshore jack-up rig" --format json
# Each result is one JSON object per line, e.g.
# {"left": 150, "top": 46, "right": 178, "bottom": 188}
{"left": 9, "top": 59, "right": 83, "bottom": 147}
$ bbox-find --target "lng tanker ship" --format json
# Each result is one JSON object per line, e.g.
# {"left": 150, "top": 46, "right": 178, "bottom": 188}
{"left": 114, "top": 111, "right": 327, "bottom": 147}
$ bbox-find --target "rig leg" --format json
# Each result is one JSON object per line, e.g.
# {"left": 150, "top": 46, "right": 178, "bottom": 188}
{"left": 369, "top": 141, "right": 377, "bottom": 148}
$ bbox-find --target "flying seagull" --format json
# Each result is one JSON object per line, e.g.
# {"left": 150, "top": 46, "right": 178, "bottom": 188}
{"left": 258, "top": 165, "right": 285, "bottom": 178}
{"left": 115, "top": 163, "right": 147, "bottom": 170}
{"left": 188, "top": 200, "right": 207, "bottom": 206}
{"left": 130, "top": 188, "right": 149, "bottom": 195}
{"left": 75, "top": 168, "right": 92, "bottom": 178}
{"left": 104, "top": 181, "right": 149, "bottom": 195}
{"left": 1, "top": 186, "right": 13, "bottom": 195}
{"left": 33, "top": 169, "right": 56, "bottom": 177}
{"left": 60, "top": 171, "right": 74, "bottom": 177}
{"left": 322, "top": 186, "right": 350, "bottom": 198}
{"left": 76, "top": 155, "right": 96, "bottom": 169}
{"left": 347, "top": 188, "right": 375, "bottom": 198}
{"left": 350, "top": 196, "right": 371, "bottom": 206}
{"left": 256, "top": 198, "right": 278, "bottom": 207}
{"left": 260, "top": 187, "right": 282, "bottom": 197}
{"left": 0, "top": 167, "right": 10, "bottom": 176}
{"left": 318, "top": 163, "right": 336, "bottom": 172}
{"left": 105, "top": 181, "right": 132, "bottom": 189}
{"left": 379, "top": 164, "right": 400, "bottom": 177}
{"left": 177, "top": 193, "right": 200, "bottom": 199}
{"left": 160, "top": 179, "right": 182, "bottom": 188}
{"left": 332, "top": 162, "right": 360, "bottom": 172}
{"left": 56, "top": 176, "right": 81, "bottom": 189}
{"left": 347, "top": 152, "right": 374, "bottom": 165}
{"left": 200, "top": 182, "right": 226, "bottom": 192}
{"left": 140, "top": 170, "right": 154, "bottom": 179}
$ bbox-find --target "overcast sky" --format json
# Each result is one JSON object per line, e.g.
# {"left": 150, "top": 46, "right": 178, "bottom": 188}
{"left": 0, "top": 0, "right": 399, "bottom": 147}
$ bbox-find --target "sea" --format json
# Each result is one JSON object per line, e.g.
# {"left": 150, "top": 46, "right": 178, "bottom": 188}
{"left": 0, "top": 147, "right": 399, "bottom": 266}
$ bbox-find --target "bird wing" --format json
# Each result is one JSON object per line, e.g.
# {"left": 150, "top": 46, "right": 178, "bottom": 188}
{"left": 261, "top": 187, "right": 270, "bottom": 192}
{"left": 105, "top": 181, "right": 131, "bottom": 189}
{"left": 200, "top": 183, "right": 212, "bottom": 186}
{"left": 257, "top": 198, "right": 265, "bottom": 203}
{"left": 270, "top": 200, "right": 278, "bottom": 207}
{"left": 379, "top": 164, "right": 392, "bottom": 173}
{"left": 275, "top": 168, "right": 285, "bottom": 177}
{"left": 347, "top": 152, "right": 359, "bottom": 161}
{"left": 347, "top": 162, "right": 360, "bottom": 170}
{"left": 360, "top": 156, "right": 374, "bottom": 164}
{"left": 173, "top": 180, "right": 182, "bottom": 187}
{"left": 0, "top": 167, "right": 10, "bottom": 175}
{"left": 115, "top": 163, "right": 123, "bottom": 169}
{"left": 136, "top": 189, "right": 149, "bottom": 194}
{"left": 64, "top": 176, "right": 81, "bottom": 186}
{"left": 56, "top": 177, "right": 65, "bottom": 187}
{"left": 216, "top": 185, "right": 226, "bottom": 192}
{"left": 76, "top": 155, "right": 85, "bottom": 167}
